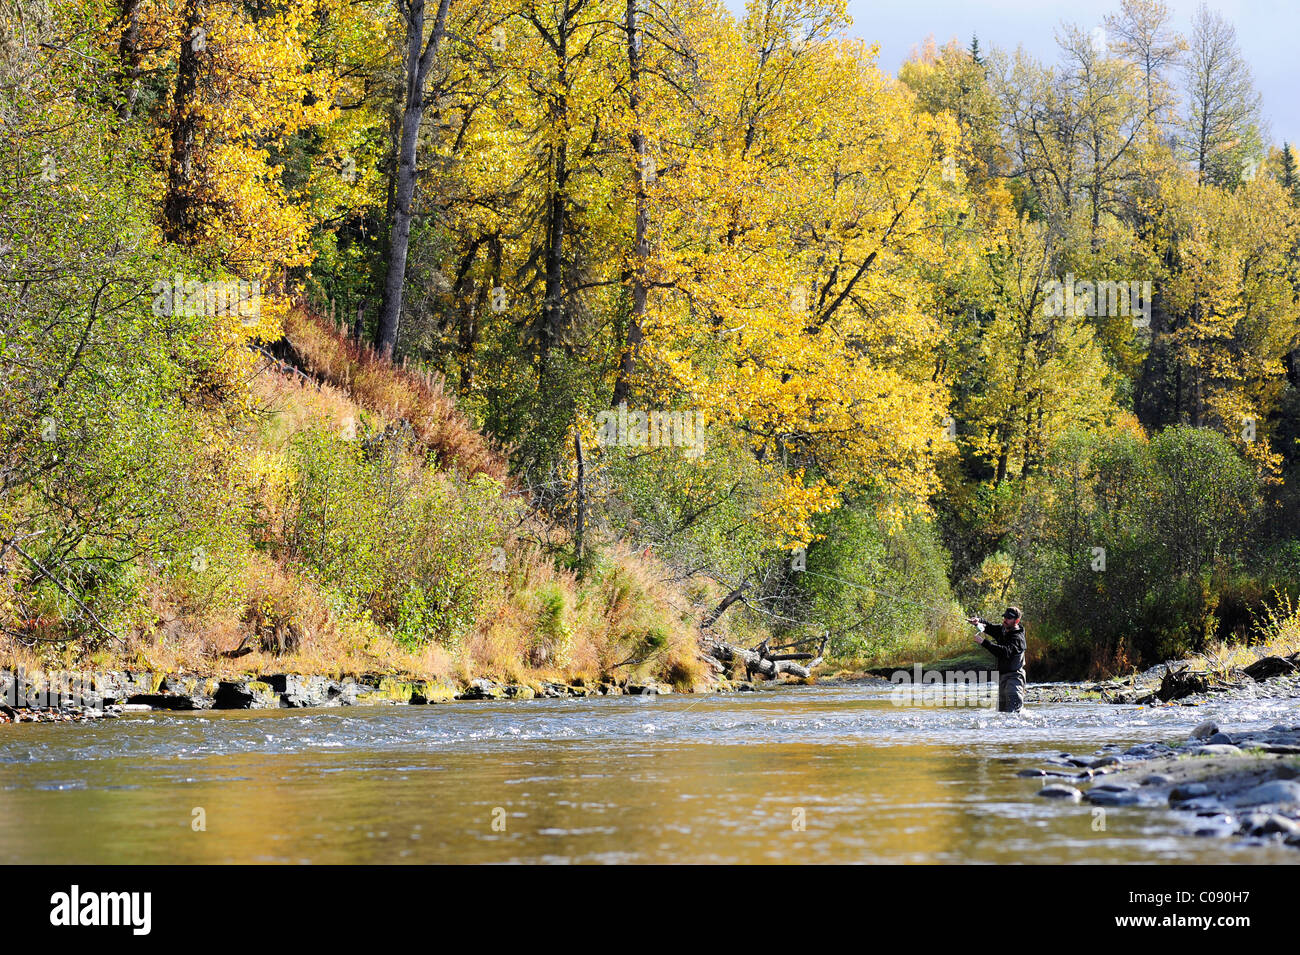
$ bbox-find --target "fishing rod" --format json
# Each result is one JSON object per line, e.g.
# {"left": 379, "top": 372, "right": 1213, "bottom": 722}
{"left": 799, "top": 569, "right": 970, "bottom": 624}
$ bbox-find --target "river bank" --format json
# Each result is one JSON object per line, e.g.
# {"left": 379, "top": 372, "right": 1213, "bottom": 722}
{"left": 0, "top": 666, "right": 758, "bottom": 724}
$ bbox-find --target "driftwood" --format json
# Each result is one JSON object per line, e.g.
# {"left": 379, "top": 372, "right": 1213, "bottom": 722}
{"left": 707, "top": 635, "right": 828, "bottom": 681}
{"left": 1156, "top": 664, "right": 1209, "bottom": 702}
{"left": 1242, "top": 654, "right": 1299, "bottom": 682}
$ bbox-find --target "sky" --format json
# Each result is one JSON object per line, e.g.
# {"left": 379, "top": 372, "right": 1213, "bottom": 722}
{"left": 722, "top": 0, "right": 1300, "bottom": 149}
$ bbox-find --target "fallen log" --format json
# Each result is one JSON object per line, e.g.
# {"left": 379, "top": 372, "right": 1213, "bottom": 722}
{"left": 1242, "top": 655, "right": 1298, "bottom": 682}
{"left": 707, "top": 635, "right": 827, "bottom": 681}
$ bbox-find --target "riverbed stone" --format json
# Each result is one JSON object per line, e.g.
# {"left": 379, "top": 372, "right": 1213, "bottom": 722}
{"left": 1232, "top": 780, "right": 1300, "bottom": 808}
{"left": 1086, "top": 788, "right": 1140, "bottom": 805}
{"left": 1037, "top": 784, "right": 1083, "bottom": 802}
{"left": 1205, "top": 732, "right": 1236, "bottom": 746}
{"left": 1170, "top": 782, "right": 1212, "bottom": 803}
{"left": 1189, "top": 744, "right": 1241, "bottom": 757}
{"left": 1190, "top": 719, "right": 1220, "bottom": 740}
{"left": 1244, "top": 813, "right": 1300, "bottom": 836}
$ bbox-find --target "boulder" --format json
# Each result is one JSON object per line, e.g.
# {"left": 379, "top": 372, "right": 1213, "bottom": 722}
{"left": 409, "top": 679, "right": 456, "bottom": 704}
{"left": 1190, "top": 719, "right": 1220, "bottom": 740}
{"left": 212, "top": 679, "right": 279, "bottom": 709}
{"left": 457, "top": 678, "right": 505, "bottom": 701}
{"left": 262, "top": 674, "right": 356, "bottom": 707}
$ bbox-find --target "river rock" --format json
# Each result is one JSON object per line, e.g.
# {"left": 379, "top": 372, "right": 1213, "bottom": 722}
{"left": 1170, "top": 782, "right": 1212, "bottom": 804}
{"left": 1242, "top": 813, "right": 1300, "bottom": 836}
{"left": 1205, "top": 732, "right": 1236, "bottom": 746}
{"left": 1087, "top": 789, "right": 1140, "bottom": 805}
{"left": 457, "top": 678, "right": 505, "bottom": 701}
{"left": 262, "top": 674, "right": 356, "bottom": 707}
{"left": 127, "top": 675, "right": 217, "bottom": 711}
{"left": 1232, "top": 780, "right": 1300, "bottom": 808}
{"left": 1190, "top": 719, "right": 1220, "bottom": 740}
{"left": 1189, "top": 744, "right": 1241, "bottom": 757}
{"left": 213, "top": 679, "right": 279, "bottom": 709}
{"left": 1141, "top": 773, "right": 1174, "bottom": 786}
{"left": 1037, "top": 784, "right": 1083, "bottom": 802}
{"left": 1125, "top": 742, "right": 1174, "bottom": 758}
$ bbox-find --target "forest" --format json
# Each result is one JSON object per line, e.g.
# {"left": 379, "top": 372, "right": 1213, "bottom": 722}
{"left": 3, "top": 0, "right": 1299, "bottom": 686}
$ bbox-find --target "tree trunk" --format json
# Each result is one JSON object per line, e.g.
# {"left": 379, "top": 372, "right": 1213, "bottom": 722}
{"left": 115, "top": 0, "right": 143, "bottom": 119}
{"left": 375, "top": 0, "right": 453, "bottom": 360}
{"left": 573, "top": 430, "right": 585, "bottom": 561}
{"left": 612, "top": 0, "right": 648, "bottom": 407}
{"left": 163, "top": 0, "right": 205, "bottom": 243}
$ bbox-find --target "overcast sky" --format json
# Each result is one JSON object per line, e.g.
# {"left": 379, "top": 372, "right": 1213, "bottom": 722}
{"left": 722, "top": 0, "right": 1300, "bottom": 149}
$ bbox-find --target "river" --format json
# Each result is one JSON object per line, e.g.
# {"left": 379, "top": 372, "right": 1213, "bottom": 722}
{"left": 2, "top": 682, "right": 1298, "bottom": 863}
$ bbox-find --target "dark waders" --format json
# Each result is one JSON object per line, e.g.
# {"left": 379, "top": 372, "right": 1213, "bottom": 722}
{"left": 998, "top": 669, "right": 1026, "bottom": 713}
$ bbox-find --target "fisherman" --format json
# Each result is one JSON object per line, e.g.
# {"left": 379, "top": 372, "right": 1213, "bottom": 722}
{"left": 967, "top": 607, "right": 1027, "bottom": 713}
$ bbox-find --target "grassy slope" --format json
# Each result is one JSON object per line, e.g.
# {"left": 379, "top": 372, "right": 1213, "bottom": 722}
{"left": 4, "top": 309, "right": 745, "bottom": 693}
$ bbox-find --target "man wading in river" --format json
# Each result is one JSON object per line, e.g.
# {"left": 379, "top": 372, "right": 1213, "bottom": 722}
{"left": 967, "top": 608, "right": 1027, "bottom": 713}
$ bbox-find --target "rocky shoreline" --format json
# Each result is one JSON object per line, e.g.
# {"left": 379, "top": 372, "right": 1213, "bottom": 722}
{"left": 1028, "top": 652, "right": 1300, "bottom": 706}
{"left": 1022, "top": 718, "right": 1300, "bottom": 849}
{"left": 0, "top": 668, "right": 757, "bottom": 724}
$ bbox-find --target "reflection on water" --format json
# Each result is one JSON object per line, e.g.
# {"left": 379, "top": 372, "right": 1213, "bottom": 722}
{"left": 1, "top": 684, "right": 1297, "bottom": 864}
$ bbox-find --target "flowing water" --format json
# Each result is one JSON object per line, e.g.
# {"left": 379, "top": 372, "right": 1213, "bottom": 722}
{"left": 2, "top": 682, "right": 1298, "bottom": 864}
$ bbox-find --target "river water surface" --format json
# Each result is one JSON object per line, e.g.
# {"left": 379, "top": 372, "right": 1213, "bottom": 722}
{"left": 2, "top": 683, "right": 1298, "bottom": 864}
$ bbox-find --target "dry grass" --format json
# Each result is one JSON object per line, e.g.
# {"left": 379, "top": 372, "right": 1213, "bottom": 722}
{"left": 282, "top": 305, "right": 507, "bottom": 482}
{"left": 1193, "top": 592, "right": 1300, "bottom": 681}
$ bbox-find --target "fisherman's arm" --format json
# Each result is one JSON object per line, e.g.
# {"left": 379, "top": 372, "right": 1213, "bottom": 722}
{"left": 968, "top": 619, "right": 1009, "bottom": 659}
